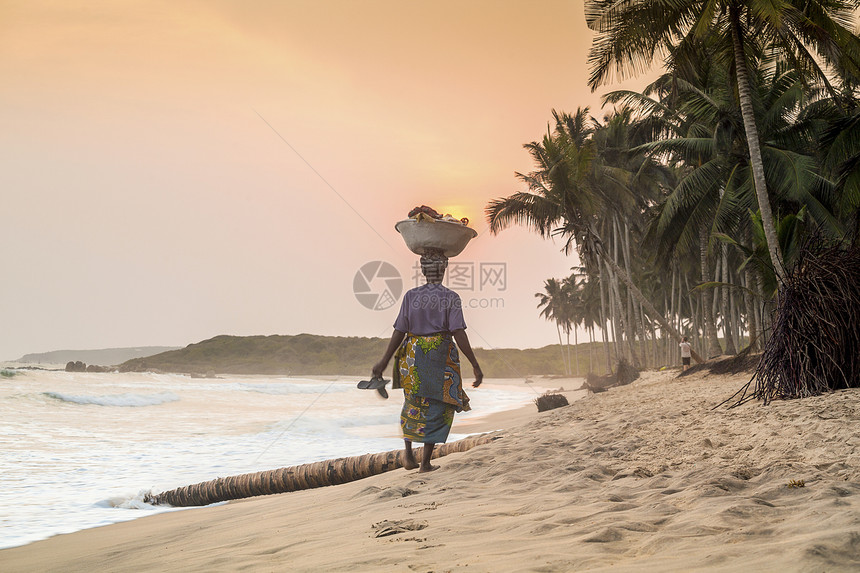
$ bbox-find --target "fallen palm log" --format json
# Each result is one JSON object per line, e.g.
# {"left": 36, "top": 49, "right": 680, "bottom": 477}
{"left": 581, "top": 360, "right": 640, "bottom": 393}
{"left": 144, "top": 433, "right": 499, "bottom": 507}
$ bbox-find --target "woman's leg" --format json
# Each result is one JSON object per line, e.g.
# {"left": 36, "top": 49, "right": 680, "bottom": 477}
{"left": 420, "top": 442, "right": 437, "bottom": 472}
{"left": 403, "top": 439, "right": 419, "bottom": 470}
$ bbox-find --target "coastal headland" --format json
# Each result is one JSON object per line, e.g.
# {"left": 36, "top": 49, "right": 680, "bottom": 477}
{"left": 115, "top": 333, "right": 609, "bottom": 378}
{"left": 4, "top": 366, "right": 859, "bottom": 572}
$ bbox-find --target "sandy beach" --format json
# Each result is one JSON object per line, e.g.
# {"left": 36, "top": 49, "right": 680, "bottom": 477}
{"left": 4, "top": 367, "right": 860, "bottom": 572}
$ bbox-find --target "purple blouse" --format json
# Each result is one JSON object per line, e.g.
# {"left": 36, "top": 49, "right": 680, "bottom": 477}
{"left": 393, "top": 283, "right": 467, "bottom": 335}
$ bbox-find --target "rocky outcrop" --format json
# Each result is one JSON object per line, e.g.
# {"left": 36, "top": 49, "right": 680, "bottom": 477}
{"left": 64, "top": 361, "right": 112, "bottom": 373}
{"left": 65, "top": 361, "right": 87, "bottom": 372}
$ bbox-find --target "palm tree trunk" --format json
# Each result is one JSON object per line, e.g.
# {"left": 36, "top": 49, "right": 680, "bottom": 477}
{"left": 609, "top": 268, "right": 624, "bottom": 359}
{"left": 670, "top": 267, "right": 678, "bottom": 366}
{"left": 700, "top": 225, "right": 723, "bottom": 357}
{"left": 611, "top": 219, "right": 640, "bottom": 367}
{"left": 721, "top": 246, "right": 738, "bottom": 354}
{"left": 666, "top": 290, "right": 673, "bottom": 366}
{"left": 684, "top": 272, "right": 702, "bottom": 355}
{"left": 601, "top": 320, "right": 612, "bottom": 374}
{"left": 556, "top": 323, "right": 568, "bottom": 375}
{"left": 588, "top": 328, "right": 594, "bottom": 373}
{"left": 598, "top": 263, "right": 614, "bottom": 373}
{"left": 609, "top": 264, "right": 637, "bottom": 366}
{"left": 623, "top": 223, "right": 644, "bottom": 360}
{"left": 670, "top": 267, "right": 677, "bottom": 330}
{"left": 744, "top": 266, "right": 759, "bottom": 351}
{"left": 647, "top": 309, "right": 658, "bottom": 367}
{"left": 565, "top": 329, "right": 573, "bottom": 376}
{"left": 146, "top": 434, "right": 497, "bottom": 507}
{"left": 730, "top": 1, "right": 783, "bottom": 282}
{"left": 732, "top": 282, "right": 742, "bottom": 349}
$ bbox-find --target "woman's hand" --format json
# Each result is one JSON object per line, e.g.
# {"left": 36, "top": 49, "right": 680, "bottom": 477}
{"left": 373, "top": 330, "right": 406, "bottom": 380}
{"left": 472, "top": 364, "right": 483, "bottom": 388}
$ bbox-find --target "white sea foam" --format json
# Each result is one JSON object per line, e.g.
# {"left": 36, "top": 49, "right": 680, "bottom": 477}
{"left": 99, "top": 490, "right": 159, "bottom": 510}
{"left": 43, "top": 391, "right": 180, "bottom": 407}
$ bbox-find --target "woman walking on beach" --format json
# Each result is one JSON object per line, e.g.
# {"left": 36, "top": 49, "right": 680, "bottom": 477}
{"left": 372, "top": 251, "right": 483, "bottom": 473}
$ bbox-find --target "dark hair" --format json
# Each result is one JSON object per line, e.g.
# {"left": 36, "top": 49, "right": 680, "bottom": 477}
{"left": 420, "top": 252, "right": 448, "bottom": 281}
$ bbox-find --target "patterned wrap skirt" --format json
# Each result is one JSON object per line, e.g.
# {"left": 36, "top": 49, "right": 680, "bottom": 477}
{"left": 394, "top": 333, "right": 470, "bottom": 443}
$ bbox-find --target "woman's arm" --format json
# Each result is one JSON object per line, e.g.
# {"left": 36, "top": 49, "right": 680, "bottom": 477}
{"left": 372, "top": 329, "right": 406, "bottom": 378}
{"left": 452, "top": 329, "right": 483, "bottom": 387}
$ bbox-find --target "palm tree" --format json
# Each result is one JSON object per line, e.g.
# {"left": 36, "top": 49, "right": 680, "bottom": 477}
{"left": 590, "top": 109, "right": 677, "bottom": 366}
{"left": 562, "top": 274, "right": 586, "bottom": 376}
{"left": 585, "top": 0, "right": 860, "bottom": 282}
{"left": 819, "top": 106, "right": 860, "bottom": 237}
{"left": 488, "top": 109, "right": 704, "bottom": 363}
{"left": 578, "top": 272, "right": 606, "bottom": 373}
{"left": 615, "top": 51, "right": 842, "bottom": 352}
{"left": 536, "top": 278, "right": 571, "bottom": 374}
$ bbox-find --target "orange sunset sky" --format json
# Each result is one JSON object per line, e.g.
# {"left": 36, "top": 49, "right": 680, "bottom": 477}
{"left": 1, "top": 1, "right": 651, "bottom": 362}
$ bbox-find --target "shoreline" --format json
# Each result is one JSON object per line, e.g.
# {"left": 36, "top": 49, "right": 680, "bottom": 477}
{"left": 0, "top": 374, "right": 576, "bottom": 552}
{"left": 5, "top": 368, "right": 859, "bottom": 572}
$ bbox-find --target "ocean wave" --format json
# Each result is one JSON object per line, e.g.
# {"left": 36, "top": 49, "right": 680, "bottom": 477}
{"left": 44, "top": 391, "right": 180, "bottom": 407}
{"left": 237, "top": 382, "right": 352, "bottom": 395}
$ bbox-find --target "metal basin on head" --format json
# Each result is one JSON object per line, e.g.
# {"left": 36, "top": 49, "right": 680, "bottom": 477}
{"left": 395, "top": 218, "right": 478, "bottom": 257}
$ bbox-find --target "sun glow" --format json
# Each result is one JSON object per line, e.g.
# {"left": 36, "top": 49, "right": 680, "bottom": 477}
{"left": 435, "top": 204, "right": 479, "bottom": 225}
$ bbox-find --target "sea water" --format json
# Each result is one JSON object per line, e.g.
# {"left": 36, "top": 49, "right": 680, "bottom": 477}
{"left": 0, "top": 369, "right": 552, "bottom": 549}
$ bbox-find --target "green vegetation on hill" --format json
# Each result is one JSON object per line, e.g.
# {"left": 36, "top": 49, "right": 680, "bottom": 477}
{"left": 17, "top": 346, "right": 180, "bottom": 366}
{"left": 118, "top": 334, "right": 608, "bottom": 378}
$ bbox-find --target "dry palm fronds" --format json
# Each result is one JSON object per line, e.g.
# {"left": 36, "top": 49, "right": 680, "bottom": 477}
{"left": 535, "top": 392, "right": 569, "bottom": 412}
{"left": 724, "top": 239, "right": 860, "bottom": 407}
{"left": 144, "top": 433, "right": 498, "bottom": 507}
{"left": 582, "top": 361, "right": 640, "bottom": 393}
{"left": 615, "top": 360, "right": 640, "bottom": 386}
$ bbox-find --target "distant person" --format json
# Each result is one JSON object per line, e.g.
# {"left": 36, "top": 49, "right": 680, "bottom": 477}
{"left": 679, "top": 337, "right": 692, "bottom": 371}
{"left": 372, "top": 251, "right": 483, "bottom": 473}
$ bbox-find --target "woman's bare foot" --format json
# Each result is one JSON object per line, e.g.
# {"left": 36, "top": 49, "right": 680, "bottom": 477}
{"left": 418, "top": 464, "right": 438, "bottom": 473}
{"left": 403, "top": 440, "right": 419, "bottom": 470}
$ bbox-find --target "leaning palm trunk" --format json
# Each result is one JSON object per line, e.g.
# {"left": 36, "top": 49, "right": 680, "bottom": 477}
{"left": 145, "top": 433, "right": 498, "bottom": 507}
{"left": 596, "top": 239, "right": 704, "bottom": 364}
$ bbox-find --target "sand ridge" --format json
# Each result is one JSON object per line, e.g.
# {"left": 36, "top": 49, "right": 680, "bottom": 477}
{"left": 3, "top": 369, "right": 860, "bottom": 572}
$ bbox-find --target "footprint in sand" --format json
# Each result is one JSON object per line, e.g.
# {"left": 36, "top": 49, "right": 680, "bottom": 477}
{"left": 372, "top": 519, "right": 428, "bottom": 537}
